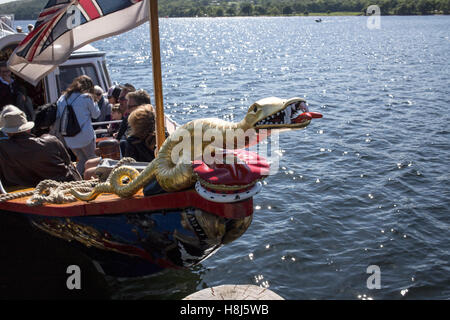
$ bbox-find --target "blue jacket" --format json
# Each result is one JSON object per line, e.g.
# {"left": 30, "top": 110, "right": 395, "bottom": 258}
{"left": 56, "top": 92, "right": 100, "bottom": 149}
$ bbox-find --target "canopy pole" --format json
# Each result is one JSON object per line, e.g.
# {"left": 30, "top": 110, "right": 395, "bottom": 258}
{"left": 149, "top": 0, "right": 166, "bottom": 150}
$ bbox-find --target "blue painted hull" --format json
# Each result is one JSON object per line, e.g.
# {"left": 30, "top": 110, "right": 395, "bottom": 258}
{"left": 17, "top": 208, "right": 252, "bottom": 278}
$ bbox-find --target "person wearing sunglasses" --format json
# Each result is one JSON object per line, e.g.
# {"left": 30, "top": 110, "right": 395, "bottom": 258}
{"left": 114, "top": 85, "right": 147, "bottom": 142}
{"left": 117, "top": 83, "right": 136, "bottom": 115}
{"left": 92, "top": 85, "right": 111, "bottom": 128}
{"left": 113, "top": 83, "right": 135, "bottom": 140}
{"left": 115, "top": 89, "right": 151, "bottom": 155}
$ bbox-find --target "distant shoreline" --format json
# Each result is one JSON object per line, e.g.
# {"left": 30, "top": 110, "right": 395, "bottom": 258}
{"left": 12, "top": 12, "right": 450, "bottom": 22}
{"left": 2, "top": 0, "right": 449, "bottom": 20}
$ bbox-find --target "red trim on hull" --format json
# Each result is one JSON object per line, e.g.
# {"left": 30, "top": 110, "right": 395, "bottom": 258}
{"left": 0, "top": 190, "right": 253, "bottom": 219}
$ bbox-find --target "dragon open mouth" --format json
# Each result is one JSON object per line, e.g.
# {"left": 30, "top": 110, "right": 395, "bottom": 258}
{"left": 255, "top": 101, "right": 322, "bottom": 128}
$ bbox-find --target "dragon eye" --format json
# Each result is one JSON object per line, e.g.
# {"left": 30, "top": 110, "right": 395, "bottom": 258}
{"left": 252, "top": 105, "right": 258, "bottom": 113}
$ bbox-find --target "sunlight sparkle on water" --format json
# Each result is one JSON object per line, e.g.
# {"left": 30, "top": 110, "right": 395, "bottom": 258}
{"left": 357, "top": 294, "right": 373, "bottom": 300}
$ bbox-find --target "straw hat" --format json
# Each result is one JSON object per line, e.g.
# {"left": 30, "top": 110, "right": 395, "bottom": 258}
{"left": 0, "top": 105, "right": 34, "bottom": 134}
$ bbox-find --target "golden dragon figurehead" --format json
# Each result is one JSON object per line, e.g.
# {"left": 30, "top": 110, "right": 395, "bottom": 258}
{"left": 239, "top": 97, "right": 323, "bottom": 132}
{"left": 71, "top": 97, "right": 323, "bottom": 201}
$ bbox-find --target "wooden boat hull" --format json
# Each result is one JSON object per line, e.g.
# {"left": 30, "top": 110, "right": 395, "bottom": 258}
{"left": 0, "top": 190, "right": 253, "bottom": 277}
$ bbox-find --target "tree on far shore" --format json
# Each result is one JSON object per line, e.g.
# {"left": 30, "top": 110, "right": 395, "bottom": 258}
{"left": 240, "top": 3, "right": 253, "bottom": 16}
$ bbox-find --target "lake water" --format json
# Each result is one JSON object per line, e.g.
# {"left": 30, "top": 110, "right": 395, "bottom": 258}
{"left": 17, "top": 16, "right": 450, "bottom": 300}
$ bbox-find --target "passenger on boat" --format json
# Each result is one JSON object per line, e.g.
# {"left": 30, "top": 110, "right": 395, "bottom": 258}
{"left": 107, "top": 103, "right": 122, "bottom": 135}
{"left": 84, "top": 90, "right": 155, "bottom": 180}
{"left": 83, "top": 103, "right": 123, "bottom": 180}
{"left": 83, "top": 104, "right": 158, "bottom": 180}
{"left": 15, "top": 85, "right": 35, "bottom": 122}
{"left": 107, "top": 85, "right": 122, "bottom": 105}
{"left": 27, "top": 24, "right": 34, "bottom": 33}
{"left": 92, "top": 85, "right": 112, "bottom": 126}
{"left": 84, "top": 88, "right": 152, "bottom": 180}
{"left": 0, "top": 105, "right": 81, "bottom": 188}
{"left": 0, "top": 61, "right": 18, "bottom": 110}
{"left": 115, "top": 83, "right": 136, "bottom": 141}
{"left": 56, "top": 75, "right": 100, "bottom": 175}
{"left": 116, "top": 89, "right": 151, "bottom": 141}
{"left": 118, "top": 83, "right": 136, "bottom": 114}
{"left": 118, "top": 89, "right": 152, "bottom": 156}
{"left": 1, "top": 62, "right": 35, "bottom": 121}
{"left": 122, "top": 104, "right": 157, "bottom": 163}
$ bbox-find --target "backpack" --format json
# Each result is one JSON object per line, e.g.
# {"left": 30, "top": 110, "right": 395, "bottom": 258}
{"left": 60, "top": 95, "right": 81, "bottom": 137}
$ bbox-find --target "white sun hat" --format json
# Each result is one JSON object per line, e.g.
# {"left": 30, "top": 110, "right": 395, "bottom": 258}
{"left": 0, "top": 105, "right": 35, "bottom": 134}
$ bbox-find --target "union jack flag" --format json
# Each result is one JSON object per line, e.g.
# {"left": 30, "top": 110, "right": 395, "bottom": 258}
{"left": 8, "top": 0, "right": 149, "bottom": 85}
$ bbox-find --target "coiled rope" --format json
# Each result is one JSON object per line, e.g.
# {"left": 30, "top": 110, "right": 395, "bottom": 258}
{"left": 26, "top": 179, "right": 99, "bottom": 206}
{"left": 0, "top": 157, "right": 136, "bottom": 206}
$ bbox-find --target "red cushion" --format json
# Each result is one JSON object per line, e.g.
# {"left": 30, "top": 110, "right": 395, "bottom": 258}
{"left": 193, "top": 149, "right": 270, "bottom": 187}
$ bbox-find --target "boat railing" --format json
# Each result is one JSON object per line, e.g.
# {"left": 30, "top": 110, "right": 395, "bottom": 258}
{"left": 0, "top": 14, "right": 16, "bottom": 37}
{"left": 92, "top": 115, "right": 179, "bottom": 134}
{"left": 92, "top": 120, "right": 122, "bottom": 138}
{"left": 92, "top": 115, "right": 178, "bottom": 136}
{"left": 92, "top": 120, "right": 122, "bottom": 127}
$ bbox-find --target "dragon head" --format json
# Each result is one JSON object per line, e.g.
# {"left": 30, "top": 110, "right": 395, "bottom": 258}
{"left": 241, "top": 97, "right": 322, "bottom": 132}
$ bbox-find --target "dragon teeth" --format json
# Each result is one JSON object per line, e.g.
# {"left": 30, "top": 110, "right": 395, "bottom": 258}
{"left": 284, "top": 106, "right": 292, "bottom": 124}
{"left": 291, "top": 110, "right": 303, "bottom": 119}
